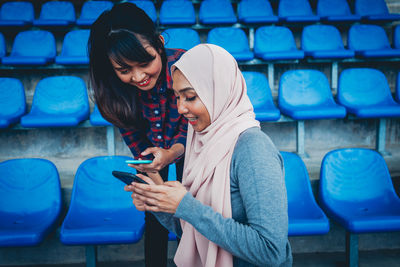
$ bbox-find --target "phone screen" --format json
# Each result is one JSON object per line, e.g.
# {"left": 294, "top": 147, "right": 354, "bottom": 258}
{"left": 112, "top": 171, "right": 148, "bottom": 185}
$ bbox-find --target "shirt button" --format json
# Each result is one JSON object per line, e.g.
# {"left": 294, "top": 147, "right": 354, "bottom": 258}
{"left": 157, "top": 135, "right": 162, "bottom": 139}
{"left": 156, "top": 123, "right": 161, "bottom": 128}
{"left": 154, "top": 110, "right": 159, "bottom": 115}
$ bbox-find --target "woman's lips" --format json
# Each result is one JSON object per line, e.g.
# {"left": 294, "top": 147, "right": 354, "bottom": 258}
{"left": 137, "top": 78, "right": 150, "bottom": 87}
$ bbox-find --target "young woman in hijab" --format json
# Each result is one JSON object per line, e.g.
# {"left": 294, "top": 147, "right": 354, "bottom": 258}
{"left": 125, "top": 44, "right": 292, "bottom": 267}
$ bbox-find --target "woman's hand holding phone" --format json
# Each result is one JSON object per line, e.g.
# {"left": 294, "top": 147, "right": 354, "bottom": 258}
{"left": 125, "top": 174, "right": 187, "bottom": 214}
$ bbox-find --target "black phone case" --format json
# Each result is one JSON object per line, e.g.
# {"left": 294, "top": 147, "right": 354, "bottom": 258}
{"left": 112, "top": 171, "right": 147, "bottom": 185}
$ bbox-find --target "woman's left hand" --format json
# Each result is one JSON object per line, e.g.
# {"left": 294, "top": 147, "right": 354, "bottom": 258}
{"left": 125, "top": 174, "right": 187, "bottom": 214}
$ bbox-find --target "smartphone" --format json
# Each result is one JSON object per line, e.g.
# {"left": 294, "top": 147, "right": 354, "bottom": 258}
{"left": 125, "top": 159, "right": 153, "bottom": 164}
{"left": 112, "top": 171, "right": 148, "bottom": 185}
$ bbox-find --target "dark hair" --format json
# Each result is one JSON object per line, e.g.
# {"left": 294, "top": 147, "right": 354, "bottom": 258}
{"left": 88, "top": 2, "right": 166, "bottom": 129}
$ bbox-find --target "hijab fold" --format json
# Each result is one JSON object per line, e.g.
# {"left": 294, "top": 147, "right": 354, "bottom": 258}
{"left": 172, "top": 44, "right": 260, "bottom": 267}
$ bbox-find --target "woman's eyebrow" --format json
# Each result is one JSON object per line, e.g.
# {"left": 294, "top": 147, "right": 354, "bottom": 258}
{"left": 178, "top": 87, "right": 195, "bottom": 93}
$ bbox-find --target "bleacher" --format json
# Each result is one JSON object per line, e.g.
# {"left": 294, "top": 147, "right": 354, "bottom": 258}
{"left": 0, "top": 0, "right": 400, "bottom": 266}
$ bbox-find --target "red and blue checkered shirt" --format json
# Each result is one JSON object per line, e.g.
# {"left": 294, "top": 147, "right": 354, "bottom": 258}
{"left": 119, "top": 48, "right": 188, "bottom": 160}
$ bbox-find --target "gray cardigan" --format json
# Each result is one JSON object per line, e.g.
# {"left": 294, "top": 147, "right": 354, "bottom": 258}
{"left": 155, "top": 127, "right": 292, "bottom": 266}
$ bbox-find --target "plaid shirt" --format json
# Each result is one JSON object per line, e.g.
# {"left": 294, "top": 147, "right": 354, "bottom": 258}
{"left": 119, "top": 48, "right": 187, "bottom": 160}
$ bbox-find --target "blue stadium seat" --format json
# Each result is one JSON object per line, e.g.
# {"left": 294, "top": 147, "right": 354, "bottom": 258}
{"left": 0, "top": 32, "right": 5, "bottom": 60}
{"left": 317, "top": 0, "right": 361, "bottom": 22}
{"left": 394, "top": 24, "right": 400, "bottom": 49}
{"left": 2, "top": 30, "right": 56, "bottom": 65}
{"left": 0, "top": 1, "right": 34, "bottom": 26}
{"left": 20, "top": 76, "right": 90, "bottom": 127}
{"left": 348, "top": 24, "right": 400, "bottom": 58}
{"left": 0, "top": 78, "right": 26, "bottom": 128}
{"left": 238, "top": 0, "right": 278, "bottom": 24}
{"left": 207, "top": 27, "right": 253, "bottom": 61}
{"left": 56, "top": 30, "right": 90, "bottom": 65}
{"left": 301, "top": 25, "right": 354, "bottom": 59}
{"left": 162, "top": 28, "right": 200, "bottom": 51}
{"left": 355, "top": 0, "right": 400, "bottom": 22}
{"left": 254, "top": 26, "right": 304, "bottom": 60}
{"left": 76, "top": 1, "right": 113, "bottom": 26}
{"left": 60, "top": 156, "right": 145, "bottom": 245}
{"left": 159, "top": 0, "right": 196, "bottom": 25}
{"left": 278, "top": 0, "right": 320, "bottom": 23}
{"left": 279, "top": 70, "right": 346, "bottom": 120}
{"left": 128, "top": 0, "right": 157, "bottom": 23}
{"left": 90, "top": 104, "right": 112, "bottom": 126}
{"left": 319, "top": 148, "right": 400, "bottom": 266}
{"left": 281, "top": 151, "right": 329, "bottom": 236}
{"left": 242, "top": 71, "right": 280, "bottom": 121}
{"left": 338, "top": 68, "right": 400, "bottom": 118}
{"left": 199, "top": 0, "right": 237, "bottom": 25}
{"left": 33, "top": 1, "right": 75, "bottom": 26}
{"left": 0, "top": 158, "right": 61, "bottom": 247}
{"left": 397, "top": 72, "right": 400, "bottom": 103}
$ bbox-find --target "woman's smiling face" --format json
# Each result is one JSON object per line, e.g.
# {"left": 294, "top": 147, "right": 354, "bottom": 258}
{"left": 109, "top": 40, "right": 163, "bottom": 91}
{"left": 172, "top": 69, "right": 211, "bottom": 132}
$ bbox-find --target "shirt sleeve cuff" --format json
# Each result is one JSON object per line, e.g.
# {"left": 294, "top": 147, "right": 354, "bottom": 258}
{"left": 175, "top": 192, "right": 202, "bottom": 223}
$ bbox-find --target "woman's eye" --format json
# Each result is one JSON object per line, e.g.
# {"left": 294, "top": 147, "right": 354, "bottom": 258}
{"left": 140, "top": 62, "right": 150, "bottom": 67}
{"left": 119, "top": 69, "right": 129, "bottom": 75}
{"left": 186, "top": 96, "right": 196, "bottom": 101}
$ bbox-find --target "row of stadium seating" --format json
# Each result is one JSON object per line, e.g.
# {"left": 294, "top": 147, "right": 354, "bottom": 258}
{"left": 0, "top": 0, "right": 399, "bottom": 27}
{"left": 1, "top": 148, "right": 399, "bottom": 265}
{"left": 2, "top": 68, "right": 399, "bottom": 129}
{"left": 1, "top": 23, "right": 400, "bottom": 65}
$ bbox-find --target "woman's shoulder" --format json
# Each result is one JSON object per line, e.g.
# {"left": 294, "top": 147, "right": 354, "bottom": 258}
{"left": 165, "top": 48, "right": 186, "bottom": 63}
{"left": 233, "top": 127, "right": 281, "bottom": 164}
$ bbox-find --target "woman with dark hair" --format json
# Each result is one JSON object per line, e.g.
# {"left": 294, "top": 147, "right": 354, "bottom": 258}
{"left": 88, "top": 2, "right": 187, "bottom": 266}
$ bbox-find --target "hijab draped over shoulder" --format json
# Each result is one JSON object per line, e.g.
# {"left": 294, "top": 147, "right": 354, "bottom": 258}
{"left": 172, "top": 44, "right": 260, "bottom": 267}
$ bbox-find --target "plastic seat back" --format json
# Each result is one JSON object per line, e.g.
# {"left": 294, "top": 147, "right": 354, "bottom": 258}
{"left": 0, "top": 78, "right": 26, "bottom": 128}
{"left": 320, "top": 148, "right": 399, "bottom": 213}
{"left": 207, "top": 27, "right": 253, "bottom": 61}
{"left": 199, "top": 0, "right": 237, "bottom": 24}
{"left": 0, "top": 1, "right": 34, "bottom": 26}
{"left": 34, "top": 1, "right": 75, "bottom": 26}
{"left": 397, "top": 72, "right": 400, "bottom": 103}
{"left": 77, "top": 1, "right": 113, "bottom": 26}
{"left": 348, "top": 24, "right": 400, "bottom": 58}
{"left": 279, "top": 70, "right": 346, "bottom": 119}
{"left": 355, "top": 0, "right": 400, "bottom": 21}
{"left": 349, "top": 24, "right": 391, "bottom": 51}
{"left": 2, "top": 30, "right": 56, "bottom": 65}
{"left": 278, "top": 0, "right": 320, "bottom": 22}
{"left": 281, "top": 152, "right": 329, "bottom": 236}
{"left": 338, "top": 68, "right": 398, "bottom": 114}
{"left": 0, "top": 158, "right": 61, "bottom": 247}
{"left": 21, "top": 76, "right": 89, "bottom": 127}
{"left": 60, "top": 156, "right": 145, "bottom": 244}
{"left": 128, "top": 1, "right": 157, "bottom": 23}
{"left": 160, "top": 0, "right": 196, "bottom": 25}
{"left": 394, "top": 25, "right": 400, "bottom": 49}
{"left": 0, "top": 32, "right": 5, "bottom": 58}
{"left": 317, "top": 0, "right": 361, "bottom": 22}
{"left": 254, "top": 26, "right": 304, "bottom": 60}
{"left": 242, "top": 71, "right": 280, "bottom": 121}
{"left": 238, "top": 0, "right": 278, "bottom": 24}
{"left": 90, "top": 104, "right": 112, "bottom": 126}
{"left": 302, "top": 25, "right": 354, "bottom": 59}
{"left": 162, "top": 28, "right": 200, "bottom": 51}
{"left": 56, "top": 30, "right": 90, "bottom": 65}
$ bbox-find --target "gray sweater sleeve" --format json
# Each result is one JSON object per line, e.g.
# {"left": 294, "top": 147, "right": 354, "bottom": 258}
{"left": 174, "top": 128, "right": 290, "bottom": 266}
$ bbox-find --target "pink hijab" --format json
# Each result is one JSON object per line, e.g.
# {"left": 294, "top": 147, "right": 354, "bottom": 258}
{"left": 172, "top": 44, "right": 260, "bottom": 267}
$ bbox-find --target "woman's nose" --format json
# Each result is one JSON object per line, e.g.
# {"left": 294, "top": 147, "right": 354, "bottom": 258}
{"left": 177, "top": 99, "right": 188, "bottom": 114}
{"left": 131, "top": 69, "right": 145, "bottom": 82}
